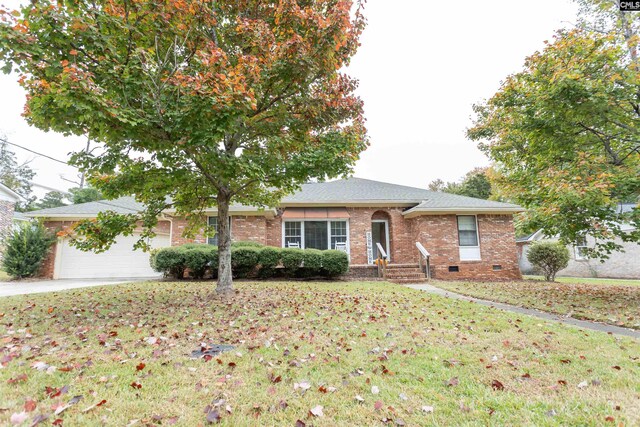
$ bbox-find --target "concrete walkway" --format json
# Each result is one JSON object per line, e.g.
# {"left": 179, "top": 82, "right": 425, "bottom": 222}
{"left": 407, "top": 283, "right": 640, "bottom": 340}
{"left": 0, "top": 277, "right": 158, "bottom": 297}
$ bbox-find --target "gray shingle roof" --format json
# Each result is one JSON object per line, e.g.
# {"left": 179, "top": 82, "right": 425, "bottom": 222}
{"left": 283, "top": 178, "right": 522, "bottom": 212}
{"left": 26, "top": 196, "right": 144, "bottom": 217}
{"left": 26, "top": 178, "right": 524, "bottom": 217}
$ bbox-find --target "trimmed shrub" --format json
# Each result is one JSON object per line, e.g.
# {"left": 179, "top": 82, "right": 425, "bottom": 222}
{"left": 231, "top": 240, "right": 263, "bottom": 248}
{"left": 153, "top": 246, "right": 187, "bottom": 279}
{"left": 258, "top": 247, "right": 281, "bottom": 278}
{"left": 321, "top": 250, "right": 349, "bottom": 278}
{"left": 231, "top": 247, "right": 260, "bottom": 278}
{"left": 183, "top": 245, "right": 212, "bottom": 279}
{"left": 527, "top": 240, "right": 569, "bottom": 282}
{"left": 1, "top": 221, "right": 56, "bottom": 279}
{"left": 301, "top": 249, "right": 323, "bottom": 277}
{"left": 281, "top": 248, "right": 304, "bottom": 277}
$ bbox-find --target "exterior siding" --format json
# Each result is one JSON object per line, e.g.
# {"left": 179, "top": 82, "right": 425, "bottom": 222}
{"left": 0, "top": 200, "right": 16, "bottom": 250}
{"left": 519, "top": 236, "right": 640, "bottom": 279}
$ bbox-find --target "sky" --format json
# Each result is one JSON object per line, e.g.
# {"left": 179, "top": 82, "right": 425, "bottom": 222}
{"left": 0, "top": 0, "right": 580, "bottom": 197}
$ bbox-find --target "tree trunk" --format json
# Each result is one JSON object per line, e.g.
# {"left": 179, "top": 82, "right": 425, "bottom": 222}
{"left": 216, "top": 191, "right": 233, "bottom": 294}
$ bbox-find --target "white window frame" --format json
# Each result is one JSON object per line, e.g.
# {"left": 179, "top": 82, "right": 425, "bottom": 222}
{"left": 371, "top": 219, "right": 391, "bottom": 262}
{"left": 457, "top": 215, "right": 481, "bottom": 261}
{"left": 574, "top": 237, "right": 588, "bottom": 261}
{"left": 207, "top": 216, "right": 232, "bottom": 245}
{"left": 282, "top": 219, "right": 350, "bottom": 255}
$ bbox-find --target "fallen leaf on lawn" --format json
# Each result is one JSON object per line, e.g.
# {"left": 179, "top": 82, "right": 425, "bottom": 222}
{"left": 371, "top": 386, "right": 380, "bottom": 394}
{"left": 136, "top": 363, "right": 145, "bottom": 371}
{"left": 355, "top": 395, "right": 365, "bottom": 403}
{"left": 577, "top": 381, "right": 588, "bottom": 389}
{"left": 295, "top": 420, "right": 306, "bottom": 427}
{"left": 24, "top": 399, "right": 37, "bottom": 412}
{"left": 421, "top": 405, "right": 434, "bottom": 413}
{"left": 374, "top": 401, "right": 383, "bottom": 411}
{"left": 611, "top": 366, "right": 621, "bottom": 370}
{"left": 10, "top": 411, "right": 28, "bottom": 425}
{"left": 491, "top": 380, "right": 505, "bottom": 391}
{"left": 32, "top": 362, "right": 49, "bottom": 371}
{"left": 7, "top": 374, "right": 28, "bottom": 384}
{"left": 399, "top": 393, "right": 408, "bottom": 401}
{"left": 309, "top": 405, "right": 323, "bottom": 417}
{"left": 446, "top": 377, "right": 459, "bottom": 387}
{"left": 294, "top": 380, "right": 311, "bottom": 391}
{"left": 206, "top": 409, "right": 221, "bottom": 423}
{"left": 82, "top": 400, "right": 107, "bottom": 413}
{"left": 130, "top": 382, "right": 142, "bottom": 389}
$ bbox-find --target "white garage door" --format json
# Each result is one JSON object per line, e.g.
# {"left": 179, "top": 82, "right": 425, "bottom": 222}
{"left": 55, "top": 233, "right": 171, "bottom": 279}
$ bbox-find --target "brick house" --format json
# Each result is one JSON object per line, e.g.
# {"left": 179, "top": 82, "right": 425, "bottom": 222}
{"left": 27, "top": 178, "right": 523, "bottom": 280}
{"left": 0, "top": 183, "right": 21, "bottom": 256}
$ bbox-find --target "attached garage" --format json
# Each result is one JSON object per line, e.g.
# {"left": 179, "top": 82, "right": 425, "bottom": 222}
{"left": 26, "top": 197, "right": 174, "bottom": 280}
{"left": 53, "top": 233, "right": 170, "bottom": 279}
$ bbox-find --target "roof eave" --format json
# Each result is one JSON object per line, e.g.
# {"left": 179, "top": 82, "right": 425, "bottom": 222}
{"left": 279, "top": 200, "right": 420, "bottom": 208}
{"left": 403, "top": 206, "right": 524, "bottom": 218}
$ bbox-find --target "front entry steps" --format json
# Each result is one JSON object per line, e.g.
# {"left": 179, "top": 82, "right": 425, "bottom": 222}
{"left": 382, "top": 264, "right": 428, "bottom": 284}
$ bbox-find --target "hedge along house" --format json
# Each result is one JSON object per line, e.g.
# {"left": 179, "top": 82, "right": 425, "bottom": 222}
{"left": 27, "top": 178, "right": 524, "bottom": 281}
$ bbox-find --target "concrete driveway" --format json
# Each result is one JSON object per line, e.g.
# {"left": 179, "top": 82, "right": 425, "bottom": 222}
{"left": 0, "top": 277, "right": 159, "bottom": 297}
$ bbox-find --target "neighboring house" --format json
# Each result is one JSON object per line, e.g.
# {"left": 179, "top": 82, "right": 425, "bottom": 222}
{"left": 517, "top": 203, "right": 639, "bottom": 279}
{"left": 0, "top": 183, "right": 21, "bottom": 254}
{"left": 26, "top": 178, "right": 524, "bottom": 281}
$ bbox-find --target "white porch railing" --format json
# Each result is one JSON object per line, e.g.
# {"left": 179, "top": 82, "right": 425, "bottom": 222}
{"left": 375, "top": 242, "right": 388, "bottom": 278}
{"left": 416, "top": 242, "right": 431, "bottom": 280}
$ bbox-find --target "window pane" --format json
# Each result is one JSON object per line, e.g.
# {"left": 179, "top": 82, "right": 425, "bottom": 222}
{"left": 304, "top": 221, "right": 328, "bottom": 250}
{"left": 330, "top": 221, "right": 347, "bottom": 250}
{"left": 457, "top": 216, "right": 476, "bottom": 231}
{"left": 457, "top": 216, "right": 478, "bottom": 247}
{"left": 284, "top": 222, "right": 302, "bottom": 248}
{"left": 208, "top": 217, "right": 218, "bottom": 245}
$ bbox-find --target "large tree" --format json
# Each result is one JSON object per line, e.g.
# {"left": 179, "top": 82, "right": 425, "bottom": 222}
{"left": 468, "top": 4, "right": 639, "bottom": 258}
{"left": 0, "top": 137, "right": 35, "bottom": 210}
{"left": 428, "top": 167, "right": 493, "bottom": 200}
{"left": 0, "top": 0, "right": 368, "bottom": 293}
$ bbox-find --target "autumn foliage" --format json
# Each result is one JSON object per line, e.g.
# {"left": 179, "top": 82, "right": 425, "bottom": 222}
{"left": 0, "top": 0, "right": 368, "bottom": 291}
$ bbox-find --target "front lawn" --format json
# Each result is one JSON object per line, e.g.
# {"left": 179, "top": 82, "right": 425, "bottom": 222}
{"left": 525, "top": 275, "right": 640, "bottom": 287}
{"left": 434, "top": 279, "right": 640, "bottom": 330}
{"left": 1, "top": 281, "right": 638, "bottom": 426}
{"left": 0, "top": 269, "right": 9, "bottom": 281}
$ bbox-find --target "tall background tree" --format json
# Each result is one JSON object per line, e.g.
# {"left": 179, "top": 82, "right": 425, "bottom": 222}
{"left": 0, "top": 137, "right": 35, "bottom": 210}
{"left": 468, "top": 1, "right": 639, "bottom": 257}
{"left": 428, "top": 167, "right": 493, "bottom": 200}
{"left": 0, "top": 0, "right": 368, "bottom": 293}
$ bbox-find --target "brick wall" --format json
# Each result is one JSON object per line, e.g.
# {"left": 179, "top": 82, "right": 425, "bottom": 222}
{"left": 410, "top": 214, "right": 521, "bottom": 280}
{"left": 346, "top": 207, "right": 414, "bottom": 264}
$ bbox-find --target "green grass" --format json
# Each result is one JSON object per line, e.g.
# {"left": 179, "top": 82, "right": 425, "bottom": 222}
{"left": 0, "top": 269, "right": 9, "bottom": 281}
{"left": 525, "top": 275, "right": 640, "bottom": 287}
{"left": 0, "top": 281, "right": 638, "bottom": 426}
{"left": 434, "top": 279, "right": 640, "bottom": 329}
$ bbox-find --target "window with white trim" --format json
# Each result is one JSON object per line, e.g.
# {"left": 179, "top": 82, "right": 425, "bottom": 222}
{"left": 574, "top": 237, "right": 588, "bottom": 260}
{"left": 457, "top": 215, "right": 481, "bottom": 261}
{"left": 283, "top": 220, "right": 348, "bottom": 251}
{"left": 207, "top": 216, "right": 231, "bottom": 246}
{"left": 330, "top": 221, "right": 348, "bottom": 250}
{"left": 284, "top": 221, "right": 302, "bottom": 248}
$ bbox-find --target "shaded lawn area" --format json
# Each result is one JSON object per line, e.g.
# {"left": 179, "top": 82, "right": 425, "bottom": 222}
{"left": 434, "top": 279, "right": 640, "bottom": 330}
{"left": 525, "top": 275, "right": 640, "bottom": 287}
{"left": 0, "top": 281, "right": 638, "bottom": 426}
{"left": 0, "top": 270, "right": 9, "bottom": 281}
